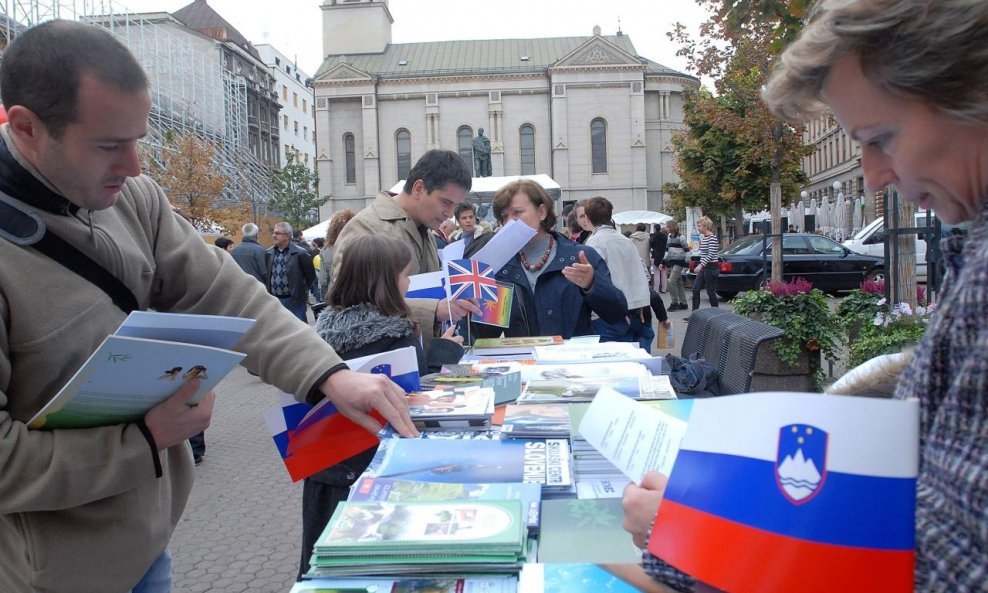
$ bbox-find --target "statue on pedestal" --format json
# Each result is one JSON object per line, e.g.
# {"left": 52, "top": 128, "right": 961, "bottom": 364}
{"left": 472, "top": 128, "right": 492, "bottom": 177}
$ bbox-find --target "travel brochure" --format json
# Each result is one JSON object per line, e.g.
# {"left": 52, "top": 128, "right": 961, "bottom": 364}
{"left": 309, "top": 500, "right": 529, "bottom": 577}
{"left": 29, "top": 311, "right": 253, "bottom": 429}
{"left": 349, "top": 477, "right": 542, "bottom": 531}
{"left": 406, "top": 386, "right": 495, "bottom": 431}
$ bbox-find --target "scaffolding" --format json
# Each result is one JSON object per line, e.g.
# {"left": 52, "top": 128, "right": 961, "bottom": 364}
{"left": 0, "top": 0, "right": 274, "bottom": 214}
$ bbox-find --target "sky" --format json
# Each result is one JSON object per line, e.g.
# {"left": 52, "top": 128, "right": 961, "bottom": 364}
{"left": 114, "top": 0, "right": 711, "bottom": 82}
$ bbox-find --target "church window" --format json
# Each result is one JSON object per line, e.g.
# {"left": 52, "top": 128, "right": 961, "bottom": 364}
{"left": 457, "top": 126, "right": 474, "bottom": 176}
{"left": 344, "top": 133, "right": 356, "bottom": 184}
{"left": 520, "top": 125, "right": 536, "bottom": 175}
{"left": 591, "top": 118, "right": 607, "bottom": 173}
{"left": 396, "top": 129, "right": 411, "bottom": 179}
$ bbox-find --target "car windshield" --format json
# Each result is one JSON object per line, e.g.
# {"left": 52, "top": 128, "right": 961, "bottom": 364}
{"left": 721, "top": 236, "right": 767, "bottom": 256}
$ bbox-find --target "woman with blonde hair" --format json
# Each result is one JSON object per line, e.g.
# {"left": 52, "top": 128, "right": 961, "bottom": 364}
{"left": 625, "top": 0, "right": 988, "bottom": 589}
{"left": 688, "top": 216, "right": 719, "bottom": 318}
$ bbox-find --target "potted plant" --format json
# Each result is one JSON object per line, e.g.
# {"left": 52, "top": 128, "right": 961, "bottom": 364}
{"left": 835, "top": 279, "right": 885, "bottom": 342}
{"left": 733, "top": 278, "right": 841, "bottom": 389}
{"left": 847, "top": 299, "right": 933, "bottom": 368}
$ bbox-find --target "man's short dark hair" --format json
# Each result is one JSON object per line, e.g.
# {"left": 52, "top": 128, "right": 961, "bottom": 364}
{"left": 583, "top": 196, "right": 614, "bottom": 227}
{"left": 402, "top": 149, "right": 472, "bottom": 195}
{"left": 0, "top": 20, "right": 149, "bottom": 138}
{"left": 454, "top": 202, "right": 477, "bottom": 220}
{"left": 214, "top": 237, "right": 233, "bottom": 250}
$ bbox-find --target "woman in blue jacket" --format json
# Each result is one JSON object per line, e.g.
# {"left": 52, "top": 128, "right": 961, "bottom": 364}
{"left": 474, "top": 179, "right": 627, "bottom": 338}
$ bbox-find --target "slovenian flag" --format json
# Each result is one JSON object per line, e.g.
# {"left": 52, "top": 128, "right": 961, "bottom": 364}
{"left": 648, "top": 392, "right": 919, "bottom": 593}
{"left": 446, "top": 258, "right": 498, "bottom": 301}
{"left": 262, "top": 346, "right": 421, "bottom": 481}
{"left": 405, "top": 270, "right": 449, "bottom": 300}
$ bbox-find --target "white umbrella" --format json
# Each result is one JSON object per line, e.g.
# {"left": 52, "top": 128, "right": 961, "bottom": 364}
{"left": 795, "top": 200, "right": 805, "bottom": 233}
{"left": 612, "top": 210, "right": 673, "bottom": 225}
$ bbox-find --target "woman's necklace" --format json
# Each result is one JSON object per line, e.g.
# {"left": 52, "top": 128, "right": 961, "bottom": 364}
{"left": 519, "top": 234, "right": 555, "bottom": 272}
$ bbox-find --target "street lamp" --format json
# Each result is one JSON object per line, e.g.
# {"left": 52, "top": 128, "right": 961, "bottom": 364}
{"left": 800, "top": 190, "right": 809, "bottom": 200}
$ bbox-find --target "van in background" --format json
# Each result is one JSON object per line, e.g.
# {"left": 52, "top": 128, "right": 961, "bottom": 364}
{"left": 842, "top": 212, "right": 966, "bottom": 282}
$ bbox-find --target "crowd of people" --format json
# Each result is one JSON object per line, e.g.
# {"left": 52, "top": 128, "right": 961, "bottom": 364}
{"left": 3, "top": 0, "right": 986, "bottom": 589}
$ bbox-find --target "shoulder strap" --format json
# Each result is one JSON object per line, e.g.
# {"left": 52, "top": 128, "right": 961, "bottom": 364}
{"left": 33, "top": 231, "right": 139, "bottom": 313}
{"left": 0, "top": 190, "right": 139, "bottom": 313}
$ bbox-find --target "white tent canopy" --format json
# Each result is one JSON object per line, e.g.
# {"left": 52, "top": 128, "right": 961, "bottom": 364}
{"left": 612, "top": 210, "right": 673, "bottom": 226}
{"left": 388, "top": 173, "right": 561, "bottom": 199}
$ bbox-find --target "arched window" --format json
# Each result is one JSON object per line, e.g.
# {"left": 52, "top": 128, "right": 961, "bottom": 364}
{"left": 396, "top": 129, "right": 411, "bottom": 179}
{"left": 591, "top": 118, "right": 607, "bottom": 174}
{"left": 519, "top": 124, "right": 536, "bottom": 175}
{"left": 457, "top": 126, "right": 474, "bottom": 176}
{"left": 343, "top": 133, "right": 356, "bottom": 184}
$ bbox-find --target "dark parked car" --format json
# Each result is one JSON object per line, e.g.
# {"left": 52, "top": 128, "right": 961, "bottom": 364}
{"left": 710, "top": 233, "right": 885, "bottom": 299}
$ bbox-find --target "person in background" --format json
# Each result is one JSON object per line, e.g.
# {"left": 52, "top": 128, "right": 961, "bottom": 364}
{"left": 319, "top": 209, "right": 355, "bottom": 298}
{"left": 687, "top": 216, "right": 719, "bottom": 320}
{"left": 567, "top": 209, "right": 589, "bottom": 244}
{"left": 301, "top": 234, "right": 464, "bottom": 578}
{"left": 213, "top": 236, "right": 234, "bottom": 252}
{"left": 267, "top": 221, "right": 316, "bottom": 323}
{"left": 231, "top": 222, "right": 269, "bottom": 285}
{"left": 582, "top": 197, "right": 654, "bottom": 349}
{"left": 630, "top": 223, "right": 651, "bottom": 273}
{"left": 0, "top": 20, "right": 417, "bottom": 593}
{"left": 433, "top": 217, "right": 456, "bottom": 250}
{"left": 471, "top": 180, "right": 626, "bottom": 339}
{"left": 310, "top": 236, "right": 325, "bottom": 303}
{"left": 452, "top": 201, "right": 486, "bottom": 252}
{"left": 663, "top": 221, "right": 690, "bottom": 311}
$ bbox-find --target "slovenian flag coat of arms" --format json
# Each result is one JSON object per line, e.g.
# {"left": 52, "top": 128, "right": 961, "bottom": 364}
{"left": 648, "top": 392, "right": 919, "bottom": 593}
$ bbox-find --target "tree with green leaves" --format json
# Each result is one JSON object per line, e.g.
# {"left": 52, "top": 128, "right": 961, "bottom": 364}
{"left": 268, "top": 152, "right": 326, "bottom": 230}
{"left": 668, "top": 0, "right": 812, "bottom": 277}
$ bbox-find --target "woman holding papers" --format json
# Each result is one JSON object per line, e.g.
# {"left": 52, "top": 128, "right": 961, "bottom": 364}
{"left": 300, "top": 235, "right": 464, "bottom": 578}
{"left": 626, "top": 1, "right": 988, "bottom": 591}
{"left": 473, "top": 179, "right": 627, "bottom": 338}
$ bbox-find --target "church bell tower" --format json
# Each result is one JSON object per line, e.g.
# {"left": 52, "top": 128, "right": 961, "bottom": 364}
{"left": 321, "top": 0, "right": 393, "bottom": 57}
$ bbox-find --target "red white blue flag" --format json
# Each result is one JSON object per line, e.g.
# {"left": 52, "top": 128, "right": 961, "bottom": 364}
{"left": 262, "top": 346, "right": 421, "bottom": 482}
{"left": 446, "top": 258, "right": 498, "bottom": 301}
{"left": 648, "top": 392, "right": 919, "bottom": 593}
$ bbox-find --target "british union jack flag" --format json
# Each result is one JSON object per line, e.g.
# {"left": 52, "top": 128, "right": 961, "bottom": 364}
{"left": 446, "top": 259, "right": 498, "bottom": 301}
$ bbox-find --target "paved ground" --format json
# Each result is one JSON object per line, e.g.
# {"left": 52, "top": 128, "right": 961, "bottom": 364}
{"left": 169, "top": 367, "right": 303, "bottom": 593}
{"left": 166, "top": 293, "right": 721, "bottom": 593}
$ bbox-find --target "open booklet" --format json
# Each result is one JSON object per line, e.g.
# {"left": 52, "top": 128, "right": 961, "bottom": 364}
{"left": 28, "top": 311, "right": 254, "bottom": 430}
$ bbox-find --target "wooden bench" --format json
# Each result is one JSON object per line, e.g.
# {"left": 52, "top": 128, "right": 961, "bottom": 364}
{"left": 680, "top": 309, "right": 784, "bottom": 395}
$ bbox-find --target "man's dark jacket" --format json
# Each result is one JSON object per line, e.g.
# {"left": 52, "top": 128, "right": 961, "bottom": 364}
{"left": 231, "top": 237, "right": 269, "bottom": 285}
{"left": 266, "top": 242, "right": 316, "bottom": 306}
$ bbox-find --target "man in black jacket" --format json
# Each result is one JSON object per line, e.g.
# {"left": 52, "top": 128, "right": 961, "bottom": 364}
{"left": 267, "top": 221, "right": 316, "bottom": 322}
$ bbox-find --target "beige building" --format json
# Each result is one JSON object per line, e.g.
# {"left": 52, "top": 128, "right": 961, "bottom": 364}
{"left": 312, "top": 0, "right": 699, "bottom": 220}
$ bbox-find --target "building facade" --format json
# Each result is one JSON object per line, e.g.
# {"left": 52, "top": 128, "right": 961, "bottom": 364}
{"left": 312, "top": 0, "right": 699, "bottom": 219}
{"left": 256, "top": 44, "right": 318, "bottom": 173}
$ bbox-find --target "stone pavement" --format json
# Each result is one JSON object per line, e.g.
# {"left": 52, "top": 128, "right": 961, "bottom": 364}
{"left": 169, "top": 367, "right": 303, "bottom": 593}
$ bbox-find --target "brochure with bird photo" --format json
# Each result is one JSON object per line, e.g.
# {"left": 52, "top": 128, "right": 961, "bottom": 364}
{"left": 28, "top": 312, "right": 253, "bottom": 429}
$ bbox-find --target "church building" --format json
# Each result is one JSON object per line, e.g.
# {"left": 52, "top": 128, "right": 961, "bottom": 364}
{"left": 312, "top": 0, "right": 699, "bottom": 219}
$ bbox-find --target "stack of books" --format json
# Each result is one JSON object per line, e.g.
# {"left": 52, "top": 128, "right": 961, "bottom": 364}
{"left": 407, "top": 386, "right": 495, "bottom": 431}
{"left": 349, "top": 476, "right": 543, "bottom": 534}
{"left": 470, "top": 335, "right": 563, "bottom": 359}
{"left": 307, "top": 500, "right": 530, "bottom": 577}
{"left": 531, "top": 342, "right": 652, "bottom": 364}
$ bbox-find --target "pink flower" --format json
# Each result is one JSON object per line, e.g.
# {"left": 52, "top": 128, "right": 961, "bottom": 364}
{"left": 766, "top": 277, "right": 813, "bottom": 296}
